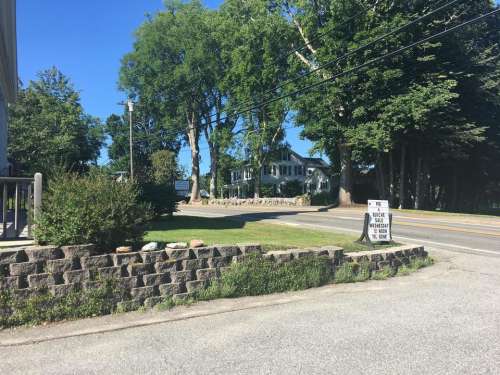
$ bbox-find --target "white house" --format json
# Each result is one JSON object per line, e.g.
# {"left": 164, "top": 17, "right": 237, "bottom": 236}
{"left": 0, "top": 0, "right": 18, "bottom": 176}
{"left": 226, "top": 148, "right": 332, "bottom": 198}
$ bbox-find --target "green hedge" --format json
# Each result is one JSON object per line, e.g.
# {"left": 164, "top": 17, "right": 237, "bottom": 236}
{"left": 34, "top": 171, "right": 152, "bottom": 248}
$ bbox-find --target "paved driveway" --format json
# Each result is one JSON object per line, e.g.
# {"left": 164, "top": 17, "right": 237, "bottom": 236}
{"left": 1, "top": 247, "right": 499, "bottom": 374}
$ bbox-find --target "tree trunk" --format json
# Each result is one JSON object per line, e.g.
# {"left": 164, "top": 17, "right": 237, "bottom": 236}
{"left": 338, "top": 144, "right": 353, "bottom": 206}
{"left": 388, "top": 151, "right": 395, "bottom": 207}
{"left": 254, "top": 167, "right": 261, "bottom": 198}
{"left": 187, "top": 120, "right": 201, "bottom": 203}
{"left": 414, "top": 156, "right": 423, "bottom": 210}
{"left": 209, "top": 152, "right": 217, "bottom": 199}
{"left": 375, "top": 153, "right": 386, "bottom": 200}
{"left": 399, "top": 144, "right": 406, "bottom": 209}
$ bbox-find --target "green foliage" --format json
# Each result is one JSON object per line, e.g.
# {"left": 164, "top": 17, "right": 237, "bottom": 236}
{"left": 196, "top": 254, "right": 333, "bottom": 300}
{"left": 34, "top": 171, "right": 152, "bottom": 248}
{"left": 149, "top": 150, "right": 178, "bottom": 185}
{"left": 311, "top": 191, "right": 337, "bottom": 206}
{"left": 8, "top": 67, "right": 104, "bottom": 176}
{"left": 140, "top": 183, "right": 178, "bottom": 218}
{"left": 261, "top": 183, "right": 277, "bottom": 198}
{"left": 280, "top": 180, "right": 303, "bottom": 198}
{"left": 0, "top": 280, "right": 120, "bottom": 328}
{"left": 371, "top": 266, "right": 395, "bottom": 280}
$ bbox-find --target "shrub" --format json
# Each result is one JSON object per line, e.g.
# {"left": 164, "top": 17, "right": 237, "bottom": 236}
{"left": 140, "top": 183, "right": 177, "bottom": 218}
{"left": 311, "top": 191, "right": 337, "bottom": 206}
{"left": 281, "top": 180, "right": 303, "bottom": 198}
{"left": 34, "top": 171, "right": 152, "bottom": 248}
{"left": 261, "top": 183, "right": 276, "bottom": 198}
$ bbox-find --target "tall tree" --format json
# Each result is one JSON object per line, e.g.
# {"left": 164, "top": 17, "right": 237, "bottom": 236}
{"left": 221, "top": 0, "right": 294, "bottom": 197}
{"left": 8, "top": 67, "right": 104, "bottom": 176}
{"left": 120, "top": 0, "right": 220, "bottom": 202}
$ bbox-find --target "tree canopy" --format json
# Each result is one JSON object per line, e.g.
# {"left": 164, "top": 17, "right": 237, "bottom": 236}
{"left": 8, "top": 67, "right": 104, "bottom": 177}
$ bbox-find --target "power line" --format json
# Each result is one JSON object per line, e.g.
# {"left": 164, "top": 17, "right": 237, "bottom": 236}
{"left": 206, "top": 0, "right": 462, "bottom": 123}
{"left": 205, "top": 7, "right": 500, "bottom": 128}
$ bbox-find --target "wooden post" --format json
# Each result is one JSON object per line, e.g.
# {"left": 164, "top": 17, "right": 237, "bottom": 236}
{"left": 34, "top": 173, "right": 42, "bottom": 221}
{"left": 27, "top": 183, "right": 33, "bottom": 238}
{"left": 14, "top": 182, "right": 19, "bottom": 236}
{"left": 2, "top": 183, "right": 6, "bottom": 239}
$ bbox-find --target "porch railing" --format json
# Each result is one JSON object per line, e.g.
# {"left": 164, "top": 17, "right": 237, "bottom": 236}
{"left": 0, "top": 173, "right": 42, "bottom": 240}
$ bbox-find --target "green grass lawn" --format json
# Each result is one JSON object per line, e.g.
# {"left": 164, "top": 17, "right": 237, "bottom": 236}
{"left": 145, "top": 215, "right": 390, "bottom": 252}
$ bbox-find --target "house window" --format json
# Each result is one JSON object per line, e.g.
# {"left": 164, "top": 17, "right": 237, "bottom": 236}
{"left": 303, "top": 166, "right": 307, "bottom": 175}
{"left": 308, "top": 169, "right": 313, "bottom": 176}
{"left": 294, "top": 166, "right": 297, "bottom": 176}
{"left": 298, "top": 166, "right": 302, "bottom": 176}
{"left": 288, "top": 166, "right": 292, "bottom": 175}
{"left": 272, "top": 165, "right": 276, "bottom": 176}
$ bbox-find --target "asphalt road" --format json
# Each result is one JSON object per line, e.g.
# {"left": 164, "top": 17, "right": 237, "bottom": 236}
{"left": 177, "top": 206, "right": 500, "bottom": 257}
{"left": 1, "top": 247, "right": 499, "bottom": 374}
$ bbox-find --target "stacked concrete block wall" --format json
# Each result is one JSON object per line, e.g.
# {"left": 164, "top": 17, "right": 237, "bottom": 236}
{"left": 0, "top": 243, "right": 427, "bottom": 309}
{"left": 208, "top": 197, "right": 311, "bottom": 207}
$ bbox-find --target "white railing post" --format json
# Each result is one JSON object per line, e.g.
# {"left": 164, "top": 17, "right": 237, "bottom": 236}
{"left": 34, "top": 173, "right": 42, "bottom": 221}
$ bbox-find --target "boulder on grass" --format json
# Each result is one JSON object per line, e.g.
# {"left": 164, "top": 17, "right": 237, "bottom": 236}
{"left": 116, "top": 246, "right": 132, "bottom": 254}
{"left": 141, "top": 242, "right": 159, "bottom": 251}
{"left": 190, "top": 239, "right": 205, "bottom": 248}
{"left": 166, "top": 242, "right": 188, "bottom": 249}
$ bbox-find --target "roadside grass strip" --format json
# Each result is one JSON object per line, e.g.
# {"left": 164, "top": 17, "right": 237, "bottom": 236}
{"left": 146, "top": 216, "right": 394, "bottom": 253}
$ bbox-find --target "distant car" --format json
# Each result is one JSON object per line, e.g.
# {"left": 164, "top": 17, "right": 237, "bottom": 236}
{"left": 186, "top": 189, "right": 210, "bottom": 200}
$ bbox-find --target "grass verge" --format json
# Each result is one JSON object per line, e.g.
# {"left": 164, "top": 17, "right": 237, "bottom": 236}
{"left": 146, "top": 215, "right": 392, "bottom": 252}
{"left": 0, "top": 256, "right": 433, "bottom": 328}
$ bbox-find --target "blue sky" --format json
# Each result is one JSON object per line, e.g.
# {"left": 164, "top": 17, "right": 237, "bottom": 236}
{"left": 16, "top": 0, "right": 317, "bottom": 175}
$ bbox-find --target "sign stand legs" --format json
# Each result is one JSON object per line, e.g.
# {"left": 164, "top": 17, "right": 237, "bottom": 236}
{"left": 356, "top": 213, "right": 374, "bottom": 250}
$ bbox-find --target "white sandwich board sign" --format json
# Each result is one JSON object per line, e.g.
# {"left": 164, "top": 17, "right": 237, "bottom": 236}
{"left": 367, "top": 200, "right": 391, "bottom": 241}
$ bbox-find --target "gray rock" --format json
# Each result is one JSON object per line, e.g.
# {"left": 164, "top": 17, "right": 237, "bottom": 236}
{"left": 159, "top": 283, "right": 182, "bottom": 297}
{"left": 141, "top": 242, "right": 159, "bottom": 252}
{"left": 154, "top": 260, "right": 178, "bottom": 273}
{"left": 144, "top": 296, "right": 163, "bottom": 308}
{"left": 49, "top": 283, "right": 79, "bottom": 298}
{"left": 46, "top": 258, "right": 77, "bottom": 274}
{"left": 131, "top": 286, "right": 157, "bottom": 301}
{"left": 214, "top": 245, "right": 240, "bottom": 257}
{"left": 191, "top": 247, "right": 216, "bottom": 259}
{"left": 182, "top": 259, "right": 206, "bottom": 271}
{"left": 113, "top": 252, "right": 142, "bottom": 266}
{"left": 81, "top": 255, "right": 111, "bottom": 270}
{"left": 238, "top": 244, "right": 262, "bottom": 255}
{"left": 25, "top": 246, "right": 63, "bottom": 262}
{"left": 9, "top": 261, "right": 41, "bottom": 276}
{"left": 207, "top": 257, "right": 232, "bottom": 269}
{"left": 0, "top": 248, "right": 25, "bottom": 265}
{"left": 127, "top": 263, "right": 153, "bottom": 277}
{"left": 0, "top": 276, "right": 20, "bottom": 289}
{"left": 170, "top": 270, "right": 195, "bottom": 284}
{"left": 186, "top": 280, "right": 207, "bottom": 293}
{"left": 166, "top": 242, "right": 188, "bottom": 249}
{"left": 143, "top": 273, "right": 170, "bottom": 287}
{"left": 28, "top": 273, "right": 58, "bottom": 288}
{"left": 196, "top": 268, "right": 218, "bottom": 281}
{"left": 61, "top": 244, "right": 96, "bottom": 258}
{"left": 165, "top": 249, "right": 192, "bottom": 260}
{"left": 97, "top": 266, "right": 125, "bottom": 280}
{"left": 63, "top": 269, "right": 90, "bottom": 284}
{"left": 141, "top": 250, "right": 167, "bottom": 264}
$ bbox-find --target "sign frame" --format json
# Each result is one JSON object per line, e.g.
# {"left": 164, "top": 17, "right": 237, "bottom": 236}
{"left": 356, "top": 200, "right": 394, "bottom": 249}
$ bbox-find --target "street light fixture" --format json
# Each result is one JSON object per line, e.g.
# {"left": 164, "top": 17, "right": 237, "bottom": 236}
{"left": 127, "top": 100, "right": 134, "bottom": 181}
{"left": 118, "top": 100, "right": 135, "bottom": 181}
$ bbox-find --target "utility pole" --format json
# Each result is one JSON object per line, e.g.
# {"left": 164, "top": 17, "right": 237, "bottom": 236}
{"left": 127, "top": 100, "right": 134, "bottom": 181}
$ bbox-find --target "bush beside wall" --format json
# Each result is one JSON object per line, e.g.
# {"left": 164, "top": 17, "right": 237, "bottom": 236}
{"left": 34, "top": 171, "right": 152, "bottom": 248}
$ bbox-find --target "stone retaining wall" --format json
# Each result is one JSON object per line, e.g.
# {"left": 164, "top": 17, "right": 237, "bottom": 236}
{"left": 208, "top": 197, "right": 311, "bottom": 207}
{"left": 0, "top": 243, "right": 427, "bottom": 309}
